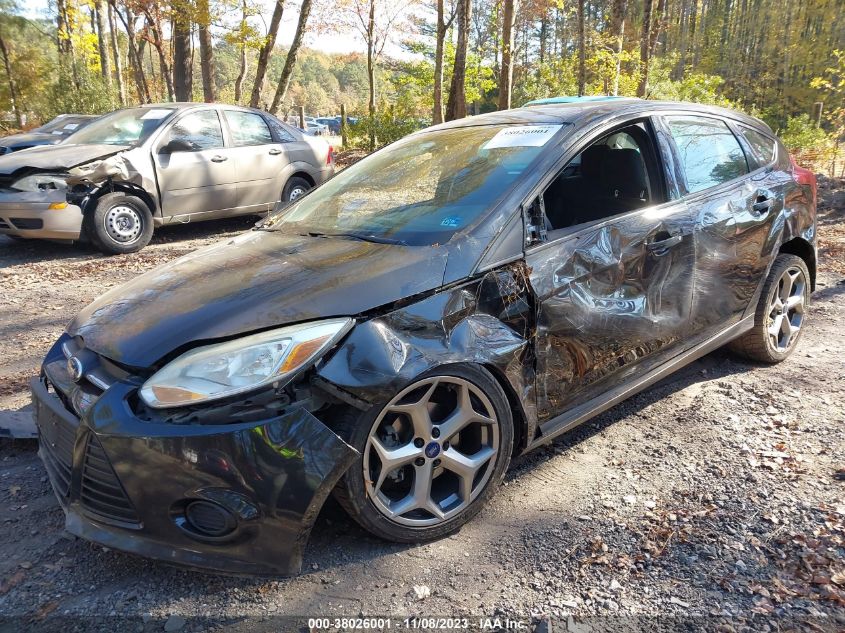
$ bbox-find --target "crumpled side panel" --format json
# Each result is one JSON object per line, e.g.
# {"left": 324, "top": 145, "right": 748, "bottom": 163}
{"left": 317, "top": 264, "right": 537, "bottom": 445}
{"left": 526, "top": 209, "right": 696, "bottom": 423}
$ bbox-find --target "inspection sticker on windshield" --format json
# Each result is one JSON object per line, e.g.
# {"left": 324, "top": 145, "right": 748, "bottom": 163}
{"left": 141, "top": 109, "right": 172, "bottom": 120}
{"left": 440, "top": 216, "right": 462, "bottom": 228}
{"left": 483, "top": 125, "right": 562, "bottom": 149}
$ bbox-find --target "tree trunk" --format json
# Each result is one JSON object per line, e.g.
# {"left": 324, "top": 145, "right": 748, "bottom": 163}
{"left": 173, "top": 12, "right": 192, "bottom": 101}
{"left": 498, "top": 0, "right": 516, "bottom": 110}
{"left": 270, "top": 0, "right": 312, "bottom": 114}
{"left": 107, "top": 1, "right": 126, "bottom": 106}
{"left": 95, "top": 0, "right": 113, "bottom": 103}
{"left": 445, "top": 0, "right": 471, "bottom": 121}
{"left": 234, "top": 0, "right": 248, "bottom": 103}
{"left": 366, "top": 0, "right": 376, "bottom": 149}
{"left": 637, "top": 0, "right": 653, "bottom": 96}
{"left": 432, "top": 0, "right": 447, "bottom": 124}
{"left": 610, "top": 0, "right": 627, "bottom": 95}
{"left": 249, "top": 0, "right": 285, "bottom": 108}
{"left": 197, "top": 0, "right": 215, "bottom": 102}
{"left": 577, "top": 0, "right": 586, "bottom": 96}
{"left": 0, "top": 27, "right": 22, "bottom": 127}
{"left": 539, "top": 10, "right": 547, "bottom": 65}
{"left": 115, "top": 3, "right": 150, "bottom": 103}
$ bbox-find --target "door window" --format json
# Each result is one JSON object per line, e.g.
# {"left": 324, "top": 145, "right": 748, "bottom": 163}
{"left": 738, "top": 125, "right": 777, "bottom": 165}
{"left": 166, "top": 110, "right": 224, "bottom": 151}
{"left": 540, "top": 122, "right": 662, "bottom": 232}
{"left": 224, "top": 111, "right": 274, "bottom": 147}
{"left": 666, "top": 116, "right": 748, "bottom": 193}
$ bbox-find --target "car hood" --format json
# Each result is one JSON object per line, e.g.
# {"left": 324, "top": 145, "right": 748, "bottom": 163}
{"left": 0, "top": 143, "right": 130, "bottom": 175}
{"left": 68, "top": 230, "right": 450, "bottom": 368}
{"left": 0, "top": 132, "right": 60, "bottom": 149}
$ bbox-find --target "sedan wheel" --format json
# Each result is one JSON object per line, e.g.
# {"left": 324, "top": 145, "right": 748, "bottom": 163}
{"left": 729, "top": 253, "right": 810, "bottom": 363}
{"left": 333, "top": 365, "right": 513, "bottom": 542}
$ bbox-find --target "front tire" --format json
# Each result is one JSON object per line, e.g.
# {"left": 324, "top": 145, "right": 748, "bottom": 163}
{"left": 729, "top": 254, "right": 810, "bottom": 363}
{"left": 85, "top": 192, "right": 154, "bottom": 255}
{"left": 332, "top": 364, "right": 513, "bottom": 543}
{"left": 282, "top": 176, "right": 311, "bottom": 203}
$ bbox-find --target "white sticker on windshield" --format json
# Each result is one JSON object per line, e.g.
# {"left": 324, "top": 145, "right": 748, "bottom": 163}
{"left": 482, "top": 125, "right": 562, "bottom": 150}
{"left": 63, "top": 123, "right": 79, "bottom": 130}
{"left": 141, "top": 109, "right": 171, "bottom": 120}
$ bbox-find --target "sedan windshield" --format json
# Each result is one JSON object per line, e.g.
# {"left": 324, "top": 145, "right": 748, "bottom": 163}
{"left": 64, "top": 107, "right": 176, "bottom": 146}
{"left": 269, "top": 123, "right": 565, "bottom": 245}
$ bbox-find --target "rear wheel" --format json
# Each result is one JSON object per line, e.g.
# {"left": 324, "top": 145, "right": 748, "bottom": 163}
{"left": 332, "top": 364, "right": 513, "bottom": 542}
{"left": 85, "top": 192, "right": 154, "bottom": 255}
{"left": 729, "top": 254, "right": 810, "bottom": 363}
{"left": 282, "top": 176, "right": 311, "bottom": 203}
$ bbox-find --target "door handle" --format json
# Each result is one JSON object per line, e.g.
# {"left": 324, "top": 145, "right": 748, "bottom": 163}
{"left": 269, "top": 148, "right": 283, "bottom": 155}
{"left": 752, "top": 194, "right": 773, "bottom": 215}
{"left": 211, "top": 155, "right": 227, "bottom": 163}
{"left": 647, "top": 233, "right": 683, "bottom": 254}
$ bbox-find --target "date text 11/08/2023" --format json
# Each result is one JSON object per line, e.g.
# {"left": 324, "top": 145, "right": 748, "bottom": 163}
{"left": 307, "top": 617, "right": 530, "bottom": 630}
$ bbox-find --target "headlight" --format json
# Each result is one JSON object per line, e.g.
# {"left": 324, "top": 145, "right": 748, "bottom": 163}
{"left": 139, "top": 318, "right": 353, "bottom": 409}
{"left": 12, "top": 173, "right": 69, "bottom": 192}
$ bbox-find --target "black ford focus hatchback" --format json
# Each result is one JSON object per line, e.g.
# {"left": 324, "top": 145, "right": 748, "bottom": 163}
{"left": 33, "top": 99, "right": 817, "bottom": 575}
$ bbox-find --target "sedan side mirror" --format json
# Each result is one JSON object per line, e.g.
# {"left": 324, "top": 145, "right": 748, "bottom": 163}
{"left": 160, "top": 138, "right": 195, "bottom": 154}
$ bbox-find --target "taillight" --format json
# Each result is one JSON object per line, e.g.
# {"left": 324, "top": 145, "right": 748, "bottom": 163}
{"left": 327, "top": 145, "right": 334, "bottom": 166}
{"left": 790, "top": 155, "right": 817, "bottom": 207}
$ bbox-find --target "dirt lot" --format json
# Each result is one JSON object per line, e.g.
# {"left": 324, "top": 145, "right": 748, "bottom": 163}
{"left": 0, "top": 181, "right": 843, "bottom": 632}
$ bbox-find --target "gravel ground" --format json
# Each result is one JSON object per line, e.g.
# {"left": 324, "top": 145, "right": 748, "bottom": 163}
{"left": 0, "top": 180, "right": 843, "bottom": 632}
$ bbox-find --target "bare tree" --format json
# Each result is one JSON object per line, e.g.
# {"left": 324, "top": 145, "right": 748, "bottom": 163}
{"left": 249, "top": 0, "right": 285, "bottom": 108}
{"left": 94, "top": 0, "right": 114, "bottom": 103}
{"left": 577, "top": 0, "right": 586, "bottom": 95}
{"left": 610, "top": 0, "right": 628, "bottom": 95}
{"left": 498, "top": 0, "right": 516, "bottom": 110}
{"left": 636, "top": 0, "right": 653, "bottom": 96}
{"left": 172, "top": 8, "right": 192, "bottom": 101}
{"left": 108, "top": 0, "right": 127, "bottom": 105}
{"left": 113, "top": 1, "right": 151, "bottom": 103}
{"left": 234, "top": 0, "right": 249, "bottom": 103}
{"left": 269, "top": 0, "right": 313, "bottom": 114}
{"left": 432, "top": 0, "right": 456, "bottom": 124}
{"left": 197, "top": 0, "right": 215, "bottom": 101}
{"left": 0, "top": 23, "right": 22, "bottom": 126}
{"left": 445, "top": 0, "right": 471, "bottom": 121}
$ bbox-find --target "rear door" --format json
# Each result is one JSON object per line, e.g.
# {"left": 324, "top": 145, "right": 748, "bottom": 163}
{"left": 222, "top": 110, "right": 289, "bottom": 212}
{"left": 526, "top": 118, "right": 697, "bottom": 423}
{"left": 660, "top": 115, "right": 778, "bottom": 336}
{"left": 154, "top": 109, "right": 237, "bottom": 216}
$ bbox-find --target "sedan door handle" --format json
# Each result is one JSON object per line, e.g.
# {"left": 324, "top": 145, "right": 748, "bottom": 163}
{"left": 647, "top": 233, "right": 683, "bottom": 255}
{"left": 211, "top": 155, "right": 228, "bottom": 163}
{"left": 752, "top": 195, "right": 773, "bottom": 215}
{"left": 269, "top": 148, "right": 283, "bottom": 155}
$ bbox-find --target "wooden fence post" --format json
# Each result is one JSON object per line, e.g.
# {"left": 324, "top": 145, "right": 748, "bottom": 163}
{"left": 813, "top": 102, "right": 824, "bottom": 127}
{"left": 298, "top": 105, "right": 305, "bottom": 131}
{"left": 340, "top": 103, "right": 348, "bottom": 148}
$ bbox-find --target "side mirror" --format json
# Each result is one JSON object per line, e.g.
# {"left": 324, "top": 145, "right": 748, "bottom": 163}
{"left": 160, "top": 138, "right": 195, "bottom": 154}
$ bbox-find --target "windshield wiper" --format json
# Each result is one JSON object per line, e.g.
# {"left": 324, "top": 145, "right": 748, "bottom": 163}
{"left": 302, "top": 231, "right": 407, "bottom": 246}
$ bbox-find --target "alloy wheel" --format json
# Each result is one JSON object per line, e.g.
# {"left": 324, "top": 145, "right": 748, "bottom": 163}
{"left": 766, "top": 265, "right": 806, "bottom": 352}
{"left": 363, "top": 376, "right": 500, "bottom": 527}
{"left": 104, "top": 205, "right": 143, "bottom": 244}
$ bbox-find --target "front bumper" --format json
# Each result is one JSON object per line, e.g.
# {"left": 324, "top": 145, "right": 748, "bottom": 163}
{"left": 0, "top": 191, "right": 82, "bottom": 240}
{"left": 32, "top": 338, "right": 357, "bottom": 576}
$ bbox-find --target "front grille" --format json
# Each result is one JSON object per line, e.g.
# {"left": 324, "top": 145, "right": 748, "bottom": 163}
{"left": 38, "top": 407, "right": 77, "bottom": 497}
{"left": 10, "top": 218, "right": 43, "bottom": 230}
{"left": 80, "top": 435, "right": 140, "bottom": 526}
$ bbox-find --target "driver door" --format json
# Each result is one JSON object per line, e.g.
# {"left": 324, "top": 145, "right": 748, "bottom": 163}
{"left": 154, "top": 109, "right": 238, "bottom": 216}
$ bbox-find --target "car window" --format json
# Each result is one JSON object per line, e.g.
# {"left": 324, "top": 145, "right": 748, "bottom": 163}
{"left": 540, "top": 122, "right": 661, "bottom": 232}
{"left": 225, "top": 111, "right": 273, "bottom": 146}
{"left": 167, "top": 110, "right": 224, "bottom": 151}
{"left": 738, "top": 125, "right": 777, "bottom": 165}
{"left": 666, "top": 116, "right": 748, "bottom": 193}
{"left": 266, "top": 117, "right": 297, "bottom": 143}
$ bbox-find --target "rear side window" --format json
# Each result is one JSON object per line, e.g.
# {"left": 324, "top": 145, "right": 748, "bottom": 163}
{"left": 224, "top": 111, "right": 273, "bottom": 146}
{"left": 666, "top": 116, "right": 748, "bottom": 194}
{"left": 266, "top": 117, "right": 297, "bottom": 143}
{"left": 168, "top": 110, "right": 224, "bottom": 151}
{"left": 739, "top": 125, "right": 777, "bottom": 165}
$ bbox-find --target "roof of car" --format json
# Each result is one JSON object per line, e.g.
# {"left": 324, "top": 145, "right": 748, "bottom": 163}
{"left": 428, "top": 99, "right": 773, "bottom": 136}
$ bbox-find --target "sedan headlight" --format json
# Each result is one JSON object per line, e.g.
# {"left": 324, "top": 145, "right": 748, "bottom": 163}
{"left": 139, "top": 318, "right": 353, "bottom": 409}
{"left": 12, "top": 173, "right": 69, "bottom": 192}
